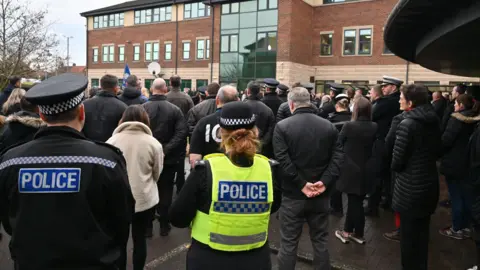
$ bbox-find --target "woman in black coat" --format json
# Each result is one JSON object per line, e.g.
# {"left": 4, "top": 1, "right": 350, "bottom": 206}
{"left": 334, "top": 97, "right": 378, "bottom": 245}
{"left": 391, "top": 84, "right": 441, "bottom": 270}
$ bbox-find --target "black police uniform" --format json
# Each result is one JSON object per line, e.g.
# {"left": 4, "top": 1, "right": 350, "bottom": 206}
{"left": 0, "top": 74, "right": 135, "bottom": 270}
{"left": 190, "top": 109, "right": 223, "bottom": 157}
{"left": 277, "top": 84, "right": 289, "bottom": 103}
{"left": 261, "top": 78, "right": 283, "bottom": 117}
{"left": 318, "top": 83, "right": 345, "bottom": 118}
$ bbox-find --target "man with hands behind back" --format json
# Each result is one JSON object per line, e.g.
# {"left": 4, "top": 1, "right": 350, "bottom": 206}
{"left": 273, "top": 87, "right": 343, "bottom": 270}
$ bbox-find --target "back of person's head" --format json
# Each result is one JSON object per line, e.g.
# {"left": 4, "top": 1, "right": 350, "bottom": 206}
{"left": 217, "top": 85, "right": 238, "bottom": 105}
{"left": 207, "top": 82, "right": 220, "bottom": 96}
{"left": 401, "top": 84, "right": 430, "bottom": 107}
{"left": 119, "top": 105, "right": 150, "bottom": 127}
{"left": 100, "top": 74, "right": 119, "bottom": 92}
{"left": 346, "top": 88, "right": 355, "bottom": 98}
{"left": 126, "top": 75, "right": 139, "bottom": 88}
{"left": 352, "top": 97, "right": 372, "bottom": 121}
{"left": 372, "top": 84, "right": 383, "bottom": 98}
{"left": 456, "top": 94, "right": 474, "bottom": 110}
{"left": 3, "top": 88, "right": 26, "bottom": 114}
{"left": 151, "top": 78, "right": 168, "bottom": 94}
{"left": 336, "top": 98, "right": 349, "bottom": 110}
{"left": 288, "top": 87, "right": 311, "bottom": 109}
{"left": 9, "top": 76, "right": 21, "bottom": 86}
{"left": 170, "top": 75, "right": 181, "bottom": 88}
{"left": 455, "top": 83, "right": 467, "bottom": 95}
{"left": 466, "top": 85, "right": 480, "bottom": 115}
{"left": 141, "top": 87, "right": 150, "bottom": 98}
{"left": 19, "top": 96, "right": 37, "bottom": 113}
{"left": 247, "top": 81, "right": 261, "bottom": 96}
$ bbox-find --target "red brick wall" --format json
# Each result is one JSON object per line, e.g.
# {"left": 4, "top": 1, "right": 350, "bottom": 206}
{"left": 311, "top": 0, "right": 405, "bottom": 66}
{"left": 87, "top": 16, "right": 213, "bottom": 70}
{"left": 289, "top": 0, "right": 314, "bottom": 65}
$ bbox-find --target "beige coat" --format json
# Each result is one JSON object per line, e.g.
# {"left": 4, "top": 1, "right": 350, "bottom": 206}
{"left": 107, "top": 121, "right": 164, "bottom": 213}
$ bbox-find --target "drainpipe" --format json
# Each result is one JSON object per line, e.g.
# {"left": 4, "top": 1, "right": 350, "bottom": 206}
{"left": 210, "top": 0, "right": 214, "bottom": 83}
{"left": 175, "top": 0, "right": 179, "bottom": 74}
{"left": 405, "top": 61, "right": 410, "bottom": 84}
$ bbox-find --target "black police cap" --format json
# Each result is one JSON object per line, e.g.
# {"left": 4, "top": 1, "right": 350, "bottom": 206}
{"left": 25, "top": 73, "right": 88, "bottom": 115}
{"left": 277, "top": 83, "right": 289, "bottom": 92}
{"left": 264, "top": 78, "right": 279, "bottom": 89}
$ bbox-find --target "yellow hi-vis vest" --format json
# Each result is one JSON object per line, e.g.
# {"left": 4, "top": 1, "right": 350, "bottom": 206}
{"left": 191, "top": 153, "right": 274, "bottom": 252}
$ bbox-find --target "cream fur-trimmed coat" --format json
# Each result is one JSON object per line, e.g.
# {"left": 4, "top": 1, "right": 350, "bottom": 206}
{"left": 107, "top": 121, "right": 164, "bottom": 213}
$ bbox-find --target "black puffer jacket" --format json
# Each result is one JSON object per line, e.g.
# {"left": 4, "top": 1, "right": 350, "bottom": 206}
{"left": 186, "top": 96, "right": 216, "bottom": 137}
{"left": 276, "top": 101, "right": 319, "bottom": 123}
{"left": 118, "top": 86, "right": 148, "bottom": 106}
{"left": 143, "top": 95, "right": 188, "bottom": 164}
{"left": 0, "top": 111, "right": 46, "bottom": 152}
{"left": 372, "top": 91, "right": 401, "bottom": 139}
{"left": 83, "top": 90, "right": 128, "bottom": 142}
{"left": 273, "top": 107, "right": 343, "bottom": 199}
{"left": 440, "top": 110, "right": 480, "bottom": 179}
{"left": 391, "top": 104, "right": 442, "bottom": 217}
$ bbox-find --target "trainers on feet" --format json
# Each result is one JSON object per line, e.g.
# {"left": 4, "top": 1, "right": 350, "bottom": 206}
{"left": 349, "top": 234, "right": 366, "bottom": 244}
{"left": 439, "top": 227, "right": 465, "bottom": 240}
{"left": 383, "top": 229, "right": 400, "bottom": 242}
{"left": 463, "top": 228, "right": 472, "bottom": 239}
{"left": 335, "top": 230, "right": 350, "bottom": 244}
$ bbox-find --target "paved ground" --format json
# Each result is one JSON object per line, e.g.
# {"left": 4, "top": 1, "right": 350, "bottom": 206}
{"left": 0, "top": 164, "right": 476, "bottom": 270}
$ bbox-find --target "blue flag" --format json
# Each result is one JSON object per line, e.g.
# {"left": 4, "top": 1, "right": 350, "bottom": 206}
{"left": 122, "top": 64, "right": 131, "bottom": 89}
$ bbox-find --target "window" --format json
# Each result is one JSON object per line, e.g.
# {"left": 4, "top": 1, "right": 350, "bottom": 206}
{"left": 145, "top": 43, "right": 152, "bottom": 61}
{"left": 153, "top": 43, "right": 159, "bottom": 60}
{"left": 197, "top": 79, "right": 208, "bottom": 88}
{"left": 92, "top": 48, "right": 98, "bottom": 63}
{"left": 222, "top": 2, "right": 239, "bottom": 14}
{"left": 221, "top": 35, "right": 238, "bottom": 52}
{"left": 183, "top": 42, "right": 190, "bottom": 60}
{"left": 145, "top": 42, "right": 159, "bottom": 61}
{"left": 93, "top": 13, "right": 124, "bottom": 28}
{"left": 133, "top": 45, "right": 140, "bottom": 61}
{"left": 383, "top": 43, "right": 393, "bottom": 54}
{"left": 135, "top": 6, "right": 172, "bottom": 24}
{"left": 343, "top": 27, "right": 372, "bottom": 56}
{"left": 181, "top": 79, "right": 192, "bottom": 91}
{"left": 118, "top": 46, "right": 125, "bottom": 62}
{"left": 197, "top": 39, "right": 209, "bottom": 60}
{"left": 258, "top": 0, "right": 278, "bottom": 10}
{"left": 91, "top": 79, "right": 99, "bottom": 88}
{"left": 315, "top": 80, "right": 335, "bottom": 94}
{"left": 184, "top": 2, "right": 210, "bottom": 19}
{"left": 165, "top": 43, "right": 172, "bottom": 60}
{"left": 343, "top": 29, "right": 356, "bottom": 55}
{"left": 102, "top": 45, "right": 114, "bottom": 62}
{"left": 320, "top": 33, "right": 333, "bottom": 56}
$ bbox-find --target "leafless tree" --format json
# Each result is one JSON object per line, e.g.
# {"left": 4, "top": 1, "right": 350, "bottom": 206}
{"left": 0, "top": 0, "right": 59, "bottom": 88}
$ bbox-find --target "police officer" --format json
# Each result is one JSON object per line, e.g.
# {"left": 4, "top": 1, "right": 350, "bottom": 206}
{"left": 318, "top": 83, "right": 345, "bottom": 118}
{"left": 262, "top": 78, "right": 283, "bottom": 117}
{"left": 277, "top": 83, "right": 289, "bottom": 102}
{"left": 169, "top": 101, "right": 281, "bottom": 270}
{"left": 0, "top": 74, "right": 134, "bottom": 270}
{"left": 189, "top": 85, "right": 238, "bottom": 167}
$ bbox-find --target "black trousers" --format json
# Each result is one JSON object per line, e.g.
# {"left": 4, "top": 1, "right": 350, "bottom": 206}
{"left": 132, "top": 207, "right": 155, "bottom": 270}
{"left": 175, "top": 159, "right": 185, "bottom": 194}
{"left": 368, "top": 170, "right": 393, "bottom": 209}
{"left": 344, "top": 194, "right": 365, "bottom": 237}
{"left": 156, "top": 164, "right": 177, "bottom": 227}
{"left": 399, "top": 214, "right": 431, "bottom": 270}
{"left": 330, "top": 189, "right": 343, "bottom": 212}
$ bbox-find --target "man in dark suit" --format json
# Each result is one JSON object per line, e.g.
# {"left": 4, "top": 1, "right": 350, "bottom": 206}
{"left": 432, "top": 91, "right": 447, "bottom": 120}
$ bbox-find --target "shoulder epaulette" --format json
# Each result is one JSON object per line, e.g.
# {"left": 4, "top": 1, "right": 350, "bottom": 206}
{"left": 194, "top": 160, "right": 207, "bottom": 167}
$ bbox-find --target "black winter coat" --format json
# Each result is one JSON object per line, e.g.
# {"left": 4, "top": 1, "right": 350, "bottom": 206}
{"left": 118, "top": 87, "right": 148, "bottom": 105}
{"left": 0, "top": 111, "right": 46, "bottom": 152}
{"left": 432, "top": 98, "right": 447, "bottom": 121}
{"left": 440, "top": 110, "right": 480, "bottom": 179}
{"left": 262, "top": 92, "right": 283, "bottom": 117}
{"left": 318, "top": 101, "right": 335, "bottom": 119}
{"left": 276, "top": 102, "right": 319, "bottom": 123}
{"left": 143, "top": 95, "right": 188, "bottom": 164}
{"left": 441, "top": 100, "right": 455, "bottom": 132}
{"left": 391, "top": 104, "right": 441, "bottom": 217}
{"left": 372, "top": 91, "right": 401, "bottom": 139}
{"left": 245, "top": 97, "right": 276, "bottom": 158}
{"left": 278, "top": 93, "right": 288, "bottom": 103}
{"left": 336, "top": 118, "right": 378, "bottom": 195}
{"left": 273, "top": 107, "right": 343, "bottom": 199}
{"left": 186, "top": 96, "right": 216, "bottom": 137}
{"left": 83, "top": 90, "right": 128, "bottom": 142}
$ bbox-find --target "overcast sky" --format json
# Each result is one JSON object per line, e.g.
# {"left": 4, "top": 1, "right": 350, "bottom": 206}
{"left": 33, "top": 0, "right": 127, "bottom": 66}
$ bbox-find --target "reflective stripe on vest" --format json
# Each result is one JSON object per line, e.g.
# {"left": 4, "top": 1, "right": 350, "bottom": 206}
{"left": 190, "top": 153, "right": 273, "bottom": 252}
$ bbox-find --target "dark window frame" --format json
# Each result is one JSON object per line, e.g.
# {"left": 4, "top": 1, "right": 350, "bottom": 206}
{"left": 183, "top": 42, "right": 191, "bottom": 60}
{"left": 320, "top": 33, "right": 333, "bottom": 56}
{"left": 133, "top": 45, "right": 140, "bottom": 61}
{"left": 92, "top": 48, "right": 99, "bottom": 63}
{"left": 165, "top": 43, "right": 172, "bottom": 60}
{"left": 134, "top": 6, "right": 172, "bottom": 24}
{"left": 184, "top": 2, "right": 210, "bottom": 19}
{"left": 220, "top": 34, "right": 238, "bottom": 52}
{"left": 343, "top": 29, "right": 357, "bottom": 56}
{"left": 258, "top": 0, "right": 278, "bottom": 11}
{"left": 358, "top": 28, "right": 372, "bottom": 55}
{"left": 118, "top": 46, "right": 125, "bottom": 62}
{"left": 93, "top": 13, "right": 124, "bottom": 29}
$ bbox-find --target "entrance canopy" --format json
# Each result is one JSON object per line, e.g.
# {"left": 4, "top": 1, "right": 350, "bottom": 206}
{"left": 384, "top": 0, "right": 480, "bottom": 77}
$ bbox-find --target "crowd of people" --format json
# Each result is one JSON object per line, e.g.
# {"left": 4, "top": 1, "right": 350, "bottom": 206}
{"left": 0, "top": 72, "right": 479, "bottom": 270}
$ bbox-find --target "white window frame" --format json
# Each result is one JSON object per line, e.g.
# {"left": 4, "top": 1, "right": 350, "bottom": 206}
{"left": 133, "top": 44, "right": 141, "bottom": 61}
{"left": 102, "top": 44, "right": 115, "bottom": 63}
{"left": 183, "top": 41, "right": 191, "bottom": 60}
{"left": 92, "top": 47, "right": 99, "bottom": 63}
{"left": 164, "top": 42, "right": 172, "bottom": 60}
{"left": 196, "top": 38, "right": 210, "bottom": 60}
{"left": 342, "top": 26, "right": 373, "bottom": 57}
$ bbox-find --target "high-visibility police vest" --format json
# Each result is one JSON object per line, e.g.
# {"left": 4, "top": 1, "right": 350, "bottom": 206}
{"left": 191, "top": 153, "right": 274, "bottom": 252}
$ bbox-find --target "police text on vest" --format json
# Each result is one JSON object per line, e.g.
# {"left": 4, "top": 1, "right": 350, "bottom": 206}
{"left": 18, "top": 168, "right": 81, "bottom": 193}
{"left": 218, "top": 181, "right": 268, "bottom": 202}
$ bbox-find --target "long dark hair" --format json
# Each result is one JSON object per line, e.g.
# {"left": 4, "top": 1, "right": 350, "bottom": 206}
{"left": 119, "top": 105, "right": 150, "bottom": 127}
{"left": 351, "top": 97, "right": 372, "bottom": 121}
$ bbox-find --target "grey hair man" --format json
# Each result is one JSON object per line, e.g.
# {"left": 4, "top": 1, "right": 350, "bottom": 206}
{"left": 143, "top": 77, "right": 188, "bottom": 236}
{"left": 189, "top": 85, "right": 239, "bottom": 167}
{"left": 273, "top": 87, "right": 343, "bottom": 270}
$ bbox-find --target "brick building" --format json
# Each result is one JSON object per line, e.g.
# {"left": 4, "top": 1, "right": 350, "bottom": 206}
{"left": 81, "top": 0, "right": 479, "bottom": 93}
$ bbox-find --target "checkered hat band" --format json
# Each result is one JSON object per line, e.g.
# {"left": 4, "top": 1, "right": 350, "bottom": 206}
{"left": 38, "top": 92, "right": 84, "bottom": 115}
{"left": 220, "top": 115, "right": 256, "bottom": 127}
